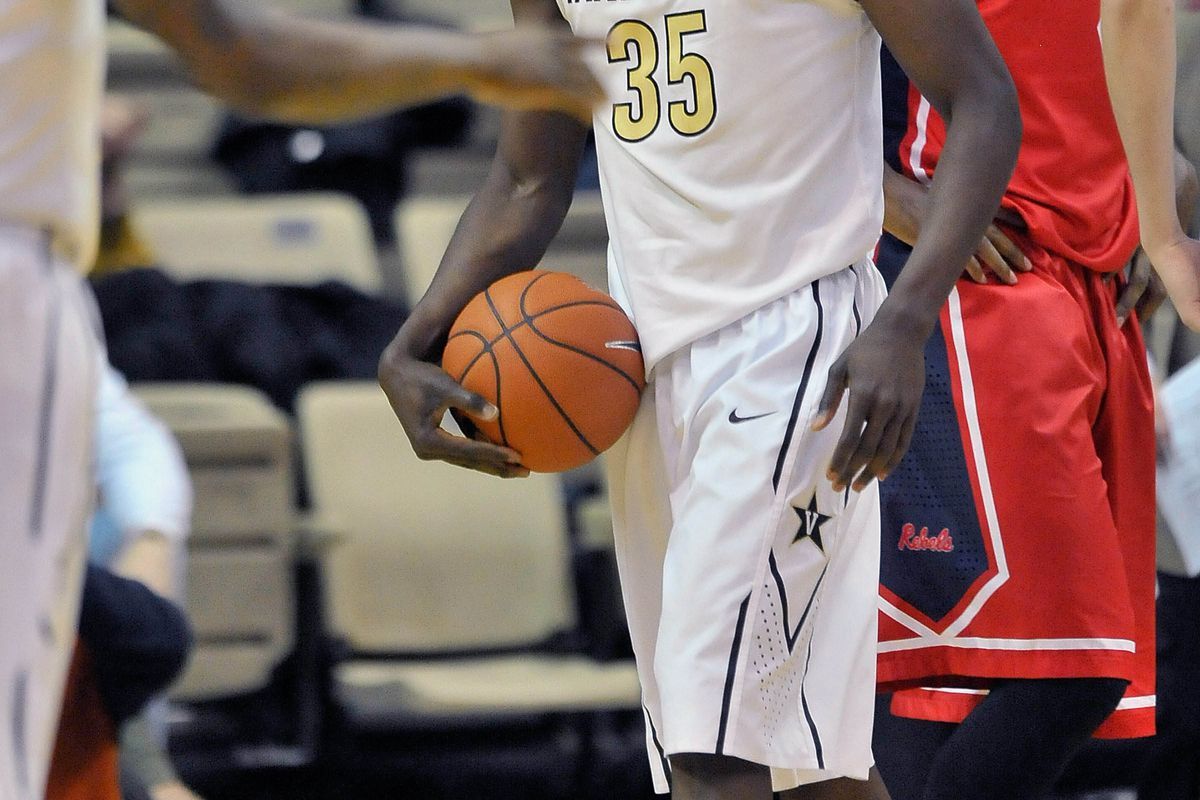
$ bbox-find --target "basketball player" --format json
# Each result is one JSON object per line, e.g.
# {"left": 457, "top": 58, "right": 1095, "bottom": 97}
{"left": 870, "top": 0, "right": 1200, "bottom": 798}
{"left": 377, "top": 0, "right": 1022, "bottom": 796}
{"left": 0, "top": 4, "right": 599, "bottom": 799}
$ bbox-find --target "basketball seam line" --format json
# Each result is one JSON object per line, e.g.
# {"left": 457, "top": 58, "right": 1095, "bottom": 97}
{"left": 446, "top": 297, "right": 624, "bottom": 384}
{"left": 483, "top": 285, "right": 600, "bottom": 456}
{"left": 519, "top": 288, "right": 643, "bottom": 395}
{"left": 446, "top": 329, "right": 510, "bottom": 447}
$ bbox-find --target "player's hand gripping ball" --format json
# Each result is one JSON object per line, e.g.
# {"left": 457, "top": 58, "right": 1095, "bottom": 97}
{"left": 442, "top": 270, "right": 645, "bottom": 472}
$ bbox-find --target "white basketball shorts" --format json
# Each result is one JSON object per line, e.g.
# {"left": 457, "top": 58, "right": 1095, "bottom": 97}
{"left": 0, "top": 225, "right": 99, "bottom": 800}
{"left": 606, "top": 261, "right": 887, "bottom": 794}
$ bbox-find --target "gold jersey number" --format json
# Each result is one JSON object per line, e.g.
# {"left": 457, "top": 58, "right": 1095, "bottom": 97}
{"left": 607, "top": 11, "right": 716, "bottom": 143}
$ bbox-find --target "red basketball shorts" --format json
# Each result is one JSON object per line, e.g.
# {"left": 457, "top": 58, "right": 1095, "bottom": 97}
{"left": 872, "top": 233, "right": 1156, "bottom": 739}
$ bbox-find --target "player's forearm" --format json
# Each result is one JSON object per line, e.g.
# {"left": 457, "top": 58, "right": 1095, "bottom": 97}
{"left": 881, "top": 164, "right": 925, "bottom": 247}
{"left": 880, "top": 87, "right": 1021, "bottom": 338}
{"left": 119, "top": 0, "right": 491, "bottom": 123}
{"left": 390, "top": 116, "right": 587, "bottom": 362}
{"left": 392, "top": 178, "right": 571, "bottom": 363}
{"left": 212, "top": 16, "right": 485, "bottom": 122}
{"left": 1102, "top": 0, "right": 1185, "bottom": 256}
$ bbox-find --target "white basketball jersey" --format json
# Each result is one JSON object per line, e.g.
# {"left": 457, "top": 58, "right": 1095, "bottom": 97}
{"left": 0, "top": 1, "right": 106, "bottom": 269}
{"left": 556, "top": 0, "right": 884, "bottom": 369}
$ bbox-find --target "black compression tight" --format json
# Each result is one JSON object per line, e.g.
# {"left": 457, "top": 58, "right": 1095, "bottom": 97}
{"left": 874, "top": 678, "right": 1129, "bottom": 800}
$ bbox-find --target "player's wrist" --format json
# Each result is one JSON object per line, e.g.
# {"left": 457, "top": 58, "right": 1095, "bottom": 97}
{"left": 1142, "top": 220, "right": 1189, "bottom": 265}
{"left": 381, "top": 322, "right": 444, "bottom": 371}
{"left": 870, "top": 297, "right": 939, "bottom": 344}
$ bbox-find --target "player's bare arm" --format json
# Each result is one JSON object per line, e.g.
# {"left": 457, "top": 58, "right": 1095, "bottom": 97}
{"left": 816, "top": 0, "right": 1020, "bottom": 492}
{"left": 1101, "top": 0, "right": 1200, "bottom": 330}
{"left": 376, "top": 0, "right": 590, "bottom": 477}
{"left": 882, "top": 164, "right": 1030, "bottom": 285}
{"left": 114, "top": 0, "right": 600, "bottom": 123}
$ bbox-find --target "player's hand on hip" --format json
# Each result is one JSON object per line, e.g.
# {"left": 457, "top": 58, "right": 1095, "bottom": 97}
{"left": 465, "top": 25, "right": 602, "bottom": 123}
{"left": 378, "top": 348, "right": 529, "bottom": 479}
{"left": 1115, "top": 249, "right": 1167, "bottom": 326}
{"left": 966, "top": 222, "right": 1030, "bottom": 285}
{"left": 812, "top": 328, "right": 924, "bottom": 493}
{"left": 883, "top": 166, "right": 1030, "bottom": 285}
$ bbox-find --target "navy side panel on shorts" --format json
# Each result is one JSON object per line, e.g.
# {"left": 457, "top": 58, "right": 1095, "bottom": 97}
{"left": 881, "top": 45, "right": 912, "bottom": 176}
{"left": 875, "top": 235, "right": 990, "bottom": 624}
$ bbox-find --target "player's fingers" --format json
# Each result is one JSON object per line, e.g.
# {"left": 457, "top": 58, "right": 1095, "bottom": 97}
{"left": 442, "top": 383, "right": 499, "bottom": 423}
{"left": 858, "top": 414, "right": 906, "bottom": 491}
{"left": 988, "top": 225, "right": 1032, "bottom": 272}
{"left": 964, "top": 256, "right": 987, "bottom": 285}
{"left": 1137, "top": 267, "right": 1169, "bottom": 321}
{"left": 813, "top": 361, "right": 848, "bottom": 431}
{"left": 826, "top": 395, "right": 871, "bottom": 491}
{"left": 447, "top": 457, "right": 530, "bottom": 479}
{"left": 977, "top": 237, "right": 1018, "bottom": 285}
{"left": 881, "top": 411, "right": 919, "bottom": 477}
{"left": 838, "top": 412, "right": 889, "bottom": 493}
{"left": 413, "top": 427, "right": 523, "bottom": 469}
{"left": 1116, "top": 253, "right": 1150, "bottom": 327}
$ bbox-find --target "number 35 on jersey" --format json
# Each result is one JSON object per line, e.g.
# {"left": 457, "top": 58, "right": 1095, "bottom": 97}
{"left": 607, "top": 10, "right": 717, "bottom": 142}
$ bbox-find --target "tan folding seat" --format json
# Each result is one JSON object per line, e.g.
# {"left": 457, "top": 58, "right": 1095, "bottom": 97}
{"left": 133, "top": 193, "right": 382, "bottom": 293}
{"left": 368, "top": 0, "right": 513, "bottom": 31}
{"left": 396, "top": 190, "right": 610, "bottom": 303}
{"left": 274, "top": 0, "right": 357, "bottom": 16}
{"left": 106, "top": 20, "right": 181, "bottom": 90}
{"left": 296, "top": 381, "right": 640, "bottom": 730}
{"left": 132, "top": 383, "right": 296, "bottom": 702}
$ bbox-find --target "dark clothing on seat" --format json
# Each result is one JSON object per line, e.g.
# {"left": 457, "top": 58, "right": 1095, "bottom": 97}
{"left": 92, "top": 268, "right": 406, "bottom": 412}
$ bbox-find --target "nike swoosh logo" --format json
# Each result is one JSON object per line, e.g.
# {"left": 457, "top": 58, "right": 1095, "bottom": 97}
{"left": 728, "top": 409, "right": 777, "bottom": 424}
{"left": 605, "top": 340, "right": 642, "bottom": 353}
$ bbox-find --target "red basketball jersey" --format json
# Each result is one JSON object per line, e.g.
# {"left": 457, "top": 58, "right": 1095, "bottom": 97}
{"left": 876, "top": 0, "right": 1156, "bottom": 739}
{"left": 894, "top": 0, "right": 1140, "bottom": 272}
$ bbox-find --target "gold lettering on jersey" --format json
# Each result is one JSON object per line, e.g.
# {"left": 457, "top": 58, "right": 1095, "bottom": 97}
{"left": 607, "top": 10, "right": 716, "bottom": 142}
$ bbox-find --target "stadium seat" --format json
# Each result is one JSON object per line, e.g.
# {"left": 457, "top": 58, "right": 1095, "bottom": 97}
{"left": 106, "top": 21, "right": 182, "bottom": 90}
{"left": 273, "top": 0, "right": 357, "bottom": 16}
{"left": 123, "top": 89, "right": 224, "bottom": 163}
{"left": 405, "top": 149, "right": 496, "bottom": 198}
{"left": 296, "top": 381, "right": 641, "bottom": 789}
{"left": 131, "top": 383, "right": 297, "bottom": 702}
{"left": 395, "top": 190, "right": 609, "bottom": 302}
{"left": 133, "top": 193, "right": 382, "bottom": 292}
{"left": 369, "top": 0, "right": 513, "bottom": 31}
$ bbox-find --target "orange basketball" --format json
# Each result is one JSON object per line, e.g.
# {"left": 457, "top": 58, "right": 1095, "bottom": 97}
{"left": 442, "top": 270, "right": 645, "bottom": 472}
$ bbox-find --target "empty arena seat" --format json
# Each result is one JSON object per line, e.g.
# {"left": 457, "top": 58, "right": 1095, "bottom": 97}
{"left": 395, "top": 190, "right": 609, "bottom": 303}
{"left": 273, "top": 0, "right": 357, "bottom": 15}
{"left": 296, "top": 381, "right": 640, "bottom": 729}
{"left": 369, "top": 0, "right": 513, "bottom": 30}
{"left": 134, "top": 193, "right": 382, "bottom": 292}
{"left": 132, "top": 383, "right": 296, "bottom": 701}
